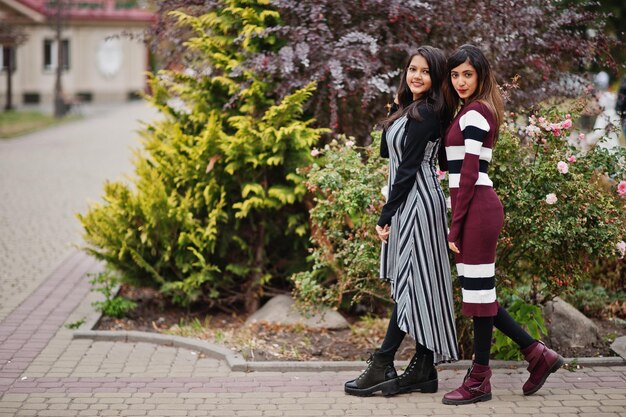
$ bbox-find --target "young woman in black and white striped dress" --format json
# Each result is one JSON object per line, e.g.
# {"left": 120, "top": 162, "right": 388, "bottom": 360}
{"left": 344, "top": 46, "right": 459, "bottom": 397}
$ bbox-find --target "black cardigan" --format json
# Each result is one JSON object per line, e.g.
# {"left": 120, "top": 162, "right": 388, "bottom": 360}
{"left": 378, "top": 102, "right": 442, "bottom": 227}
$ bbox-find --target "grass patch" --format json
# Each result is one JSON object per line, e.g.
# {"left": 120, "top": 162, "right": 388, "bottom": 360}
{"left": 0, "top": 110, "right": 80, "bottom": 138}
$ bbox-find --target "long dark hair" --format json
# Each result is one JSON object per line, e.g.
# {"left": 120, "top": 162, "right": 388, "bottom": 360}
{"left": 382, "top": 45, "right": 447, "bottom": 129}
{"left": 442, "top": 44, "right": 504, "bottom": 132}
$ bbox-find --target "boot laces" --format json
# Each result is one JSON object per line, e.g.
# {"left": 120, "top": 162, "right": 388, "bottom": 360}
{"left": 398, "top": 354, "right": 420, "bottom": 380}
{"left": 356, "top": 353, "right": 375, "bottom": 382}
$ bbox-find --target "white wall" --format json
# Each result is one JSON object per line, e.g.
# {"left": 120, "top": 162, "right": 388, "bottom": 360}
{"left": 0, "top": 22, "right": 149, "bottom": 107}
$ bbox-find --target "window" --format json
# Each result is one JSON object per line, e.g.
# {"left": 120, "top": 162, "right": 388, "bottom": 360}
{"left": 43, "top": 39, "right": 70, "bottom": 71}
{"left": 23, "top": 93, "right": 41, "bottom": 104}
{"left": 0, "top": 46, "right": 17, "bottom": 72}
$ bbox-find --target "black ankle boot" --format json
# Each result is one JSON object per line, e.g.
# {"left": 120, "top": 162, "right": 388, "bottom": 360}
{"left": 396, "top": 350, "right": 438, "bottom": 394}
{"left": 344, "top": 351, "right": 399, "bottom": 396}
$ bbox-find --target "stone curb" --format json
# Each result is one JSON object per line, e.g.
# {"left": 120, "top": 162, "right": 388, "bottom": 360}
{"left": 73, "top": 330, "right": 248, "bottom": 371}
{"left": 72, "top": 329, "right": 626, "bottom": 373}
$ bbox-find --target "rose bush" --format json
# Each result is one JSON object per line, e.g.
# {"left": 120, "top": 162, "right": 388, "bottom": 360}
{"left": 293, "top": 106, "right": 625, "bottom": 358}
{"left": 495, "top": 106, "right": 625, "bottom": 302}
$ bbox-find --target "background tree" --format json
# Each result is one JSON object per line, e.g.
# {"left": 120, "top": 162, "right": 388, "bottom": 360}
{"left": 0, "top": 22, "right": 27, "bottom": 111}
{"left": 150, "top": 0, "right": 618, "bottom": 142}
{"left": 570, "top": 0, "right": 626, "bottom": 72}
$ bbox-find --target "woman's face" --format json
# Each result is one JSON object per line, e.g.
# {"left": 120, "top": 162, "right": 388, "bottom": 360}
{"left": 450, "top": 60, "right": 478, "bottom": 100}
{"left": 406, "top": 54, "right": 432, "bottom": 100}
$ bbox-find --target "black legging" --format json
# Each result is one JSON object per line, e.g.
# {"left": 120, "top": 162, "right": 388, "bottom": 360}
{"left": 473, "top": 306, "right": 536, "bottom": 365}
{"left": 378, "top": 304, "right": 431, "bottom": 357}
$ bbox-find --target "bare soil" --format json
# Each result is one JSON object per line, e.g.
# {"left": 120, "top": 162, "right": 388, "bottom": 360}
{"left": 95, "top": 285, "right": 625, "bottom": 362}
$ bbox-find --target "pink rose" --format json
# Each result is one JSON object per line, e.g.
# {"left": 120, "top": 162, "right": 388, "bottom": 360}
{"left": 557, "top": 161, "right": 569, "bottom": 174}
{"left": 561, "top": 119, "right": 572, "bottom": 129}
{"left": 578, "top": 133, "right": 586, "bottom": 141}
{"left": 618, "top": 181, "right": 626, "bottom": 197}
{"left": 545, "top": 193, "right": 558, "bottom": 205}
{"left": 436, "top": 169, "right": 447, "bottom": 181}
{"left": 565, "top": 114, "right": 571, "bottom": 119}
{"left": 567, "top": 155, "right": 577, "bottom": 163}
{"left": 549, "top": 123, "right": 562, "bottom": 136}
{"left": 525, "top": 125, "right": 541, "bottom": 138}
{"left": 311, "top": 149, "right": 320, "bottom": 157}
{"left": 617, "top": 241, "right": 626, "bottom": 259}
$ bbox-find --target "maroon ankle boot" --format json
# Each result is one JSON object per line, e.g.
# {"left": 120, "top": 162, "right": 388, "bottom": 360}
{"left": 442, "top": 363, "right": 492, "bottom": 405}
{"left": 521, "top": 340, "right": 564, "bottom": 395}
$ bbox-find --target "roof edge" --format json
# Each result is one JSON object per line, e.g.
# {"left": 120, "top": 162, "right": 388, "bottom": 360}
{"left": 1, "top": 0, "right": 45, "bottom": 22}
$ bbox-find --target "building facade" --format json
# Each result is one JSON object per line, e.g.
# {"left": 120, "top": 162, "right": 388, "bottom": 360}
{"left": 0, "top": 0, "right": 153, "bottom": 108}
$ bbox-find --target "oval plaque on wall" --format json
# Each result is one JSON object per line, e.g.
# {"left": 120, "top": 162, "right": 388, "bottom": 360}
{"left": 96, "top": 38, "right": 123, "bottom": 79}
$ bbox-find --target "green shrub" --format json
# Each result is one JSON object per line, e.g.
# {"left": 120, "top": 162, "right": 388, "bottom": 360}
{"left": 562, "top": 282, "right": 626, "bottom": 319}
{"left": 563, "top": 282, "right": 610, "bottom": 319}
{"left": 492, "top": 297, "right": 547, "bottom": 360}
{"left": 90, "top": 271, "right": 137, "bottom": 319}
{"left": 291, "top": 133, "right": 389, "bottom": 312}
{"left": 78, "top": 1, "right": 326, "bottom": 312}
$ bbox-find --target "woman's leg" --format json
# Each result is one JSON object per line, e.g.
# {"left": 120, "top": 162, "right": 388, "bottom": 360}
{"left": 378, "top": 304, "right": 406, "bottom": 357}
{"left": 442, "top": 315, "right": 494, "bottom": 405}
{"left": 473, "top": 316, "right": 494, "bottom": 365}
{"left": 344, "top": 304, "right": 403, "bottom": 396}
{"left": 492, "top": 306, "right": 564, "bottom": 396}
{"left": 493, "top": 306, "right": 535, "bottom": 349}
{"left": 379, "top": 304, "right": 438, "bottom": 394}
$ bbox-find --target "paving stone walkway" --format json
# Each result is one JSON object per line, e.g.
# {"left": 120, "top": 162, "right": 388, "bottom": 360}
{"left": 1, "top": 103, "right": 625, "bottom": 416}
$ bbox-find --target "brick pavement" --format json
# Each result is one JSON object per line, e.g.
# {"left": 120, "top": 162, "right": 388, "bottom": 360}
{"left": 1, "top": 104, "right": 625, "bottom": 416}
{"left": 0, "top": 103, "right": 153, "bottom": 322}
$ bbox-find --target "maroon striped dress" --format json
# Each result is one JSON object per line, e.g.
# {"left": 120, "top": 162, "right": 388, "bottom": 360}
{"left": 445, "top": 101, "right": 503, "bottom": 317}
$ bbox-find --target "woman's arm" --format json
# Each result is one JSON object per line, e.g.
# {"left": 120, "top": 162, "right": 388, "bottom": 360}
{"left": 447, "top": 105, "right": 491, "bottom": 246}
{"left": 378, "top": 107, "right": 438, "bottom": 227}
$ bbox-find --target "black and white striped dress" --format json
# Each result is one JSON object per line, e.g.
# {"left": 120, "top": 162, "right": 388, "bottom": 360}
{"left": 379, "top": 108, "right": 459, "bottom": 364}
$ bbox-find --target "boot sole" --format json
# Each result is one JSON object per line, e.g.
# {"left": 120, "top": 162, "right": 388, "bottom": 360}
{"left": 397, "top": 378, "right": 438, "bottom": 394}
{"left": 344, "top": 378, "right": 399, "bottom": 397}
{"left": 442, "top": 392, "right": 492, "bottom": 405}
{"left": 523, "top": 355, "right": 565, "bottom": 396}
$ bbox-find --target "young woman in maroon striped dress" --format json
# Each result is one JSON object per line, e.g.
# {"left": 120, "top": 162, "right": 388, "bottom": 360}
{"left": 441, "top": 45, "right": 564, "bottom": 405}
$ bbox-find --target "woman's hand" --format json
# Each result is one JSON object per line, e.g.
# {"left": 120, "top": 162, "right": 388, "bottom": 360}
{"left": 448, "top": 241, "right": 460, "bottom": 254}
{"left": 376, "top": 224, "right": 390, "bottom": 242}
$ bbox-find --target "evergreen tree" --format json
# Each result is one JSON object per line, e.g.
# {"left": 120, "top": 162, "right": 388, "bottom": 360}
{"left": 79, "top": 0, "right": 326, "bottom": 313}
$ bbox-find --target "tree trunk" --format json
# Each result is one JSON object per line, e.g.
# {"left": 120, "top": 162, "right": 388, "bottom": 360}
{"left": 244, "top": 223, "right": 265, "bottom": 314}
{"left": 4, "top": 46, "right": 13, "bottom": 111}
{"left": 53, "top": 1, "right": 65, "bottom": 118}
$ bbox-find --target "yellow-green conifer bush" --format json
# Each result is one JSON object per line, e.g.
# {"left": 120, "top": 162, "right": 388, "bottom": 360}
{"left": 79, "top": 0, "right": 326, "bottom": 313}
